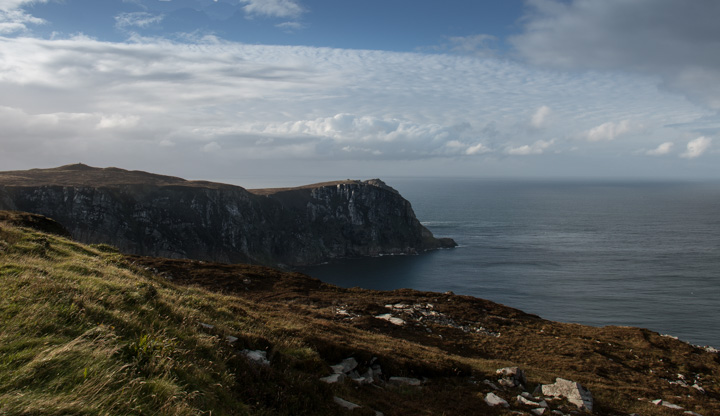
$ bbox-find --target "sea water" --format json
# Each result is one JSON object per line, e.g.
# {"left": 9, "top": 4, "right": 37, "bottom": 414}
{"left": 303, "top": 179, "right": 720, "bottom": 347}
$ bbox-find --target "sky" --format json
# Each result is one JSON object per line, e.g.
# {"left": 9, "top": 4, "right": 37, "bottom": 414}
{"left": 1, "top": 0, "right": 720, "bottom": 186}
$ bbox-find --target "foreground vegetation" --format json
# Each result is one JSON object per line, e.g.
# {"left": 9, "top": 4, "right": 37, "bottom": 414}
{"left": 1, "top": 212, "right": 719, "bottom": 415}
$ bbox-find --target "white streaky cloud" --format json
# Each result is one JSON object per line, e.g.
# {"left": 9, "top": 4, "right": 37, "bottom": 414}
{"left": 512, "top": 0, "right": 720, "bottom": 110}
{"left": 115, "top": 12, "right": 164, "bottom": 29}
{"left": 531, "top": 105, "right": 551, "bottom": 128}
{"left": 646, "top": 142, "right": 674, "bottom": 156}
{"left": 0, "top": 8, "right": 44, "bottom": 33}
{"left": 0, "top": 0, "right": 46, "bottom": 11}
{"left": 586, "top": 120, "right": 630, "bottom": 142}
{"left": 680, "top": 136, "right": 712, "bottom": 159}
{"left": 97, "top": 114, "right": 140, "bottom": 130}
{"left": 241, "top": 0, "right": 303, "bottom": 18}
{"left": 0, "top": 36, "right": 712, "bottom": 174}
{"left": 506, "top": 139, "right": 555, "bottom": 155}
{"left": 465, "top": 143, "right": 491, "bottom": 155}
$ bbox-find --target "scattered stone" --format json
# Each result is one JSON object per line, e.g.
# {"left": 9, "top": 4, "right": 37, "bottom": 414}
{"left": 541, "top": 378, "right": 593, "bottom": 412}
{"left": 683, "top": 411, "right": 703, "bottom": 416}
{"left": 388, "top": 376, "right": 422, "bottom": 386}
{"left": 331, "top": 357, "right": 358, "bottom": 374}
{"left": 517, "top": 395, "right": 540, "bottom": 406}
{"left": 334, "top": 397, "right": 361, "bottom": 410}
{"left": 320, "top": 373, "right": 346, "bottom": 384}
{"left": 497, "top": 367, "right": 527, "bottom": 388}
{"left": 375, "top": 314, "right": 406, "bottom": 326}
{"left": 241, "top": 349, "right": 270, "bottom": 366}
{"left": 531, "top": 408, "right": 546, "bottom": 415}
{"left": 483, "top": 379, "right": 501, "bottom": 390}
{"left": 226, "top": 335, "right": 238, "bottom": 343}
{"left": 692, "top": 383, "right": 706, "bottom": 394}
{"left": 485, "top": 392, "right": 510, "bottom": 408}
{"left": 199, "top": 322, "right": 214, "bottom": 329}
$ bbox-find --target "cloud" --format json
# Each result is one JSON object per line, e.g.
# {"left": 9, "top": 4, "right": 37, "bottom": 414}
{"left": 432, "top": 34, "right": 499, "bottom": 58}
{"left": 0, "top": 0, "right": 45, "bottom": 11}
{"left": 0, "top": 8, "right": 44, "bottom": 33}
{"left": 511, "top": 0, "right": 720, "bottom": 110}
{"left": 115, "top": 12, "right": 164, "bottom": 29}
{"left": 241, "top": 0, "right": 303, "bottom": 19}
{"left": 506, "top": 139, "right": 555, "bottom": 155}
{"left": 465, "top": 143, "right": 491, "bottom": 155}
{"left": 531, "top": 105, "right": 551, "bottom": 128}
{"left": 680, "top": 136, "right": 712, "bottom": 159}
{"left": 203, "top": 141, "right": 221, "bottom": 152}
{"left": 646, "top": 142, "right": 674, "bottom": 156}
{"left": 0, "top": 35, "right": 712, "bottom": 176}
{"left": 586, "top": 120, "right": 630, "bottom": 142}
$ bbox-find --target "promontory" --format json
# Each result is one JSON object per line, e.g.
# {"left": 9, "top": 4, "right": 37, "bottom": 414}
{"left": 0, "top": 164, "right": 455, "bottom": 266}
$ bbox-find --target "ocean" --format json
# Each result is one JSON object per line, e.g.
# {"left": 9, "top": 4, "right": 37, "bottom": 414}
{"left": 303, "top": 179, "right": 720, "bottom": 348}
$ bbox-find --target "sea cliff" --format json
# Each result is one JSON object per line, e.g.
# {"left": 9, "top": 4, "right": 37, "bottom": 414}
{"left": 0, "top": 164, "right": 455, "bottom": 266}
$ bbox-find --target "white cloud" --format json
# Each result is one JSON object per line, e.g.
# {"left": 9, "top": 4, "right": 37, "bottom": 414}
{"left": 115, "top": 12, "right": 164, "bottom": 29}
{"left": 680, "top": 136, "right": 712, "bottom": 159}
{"left": 97, "top": 114, "right": 140, "bottom": 130}
{"left": 465, "top": 143, "right": 491, "bottom": 155}
{"left": 586, "top": 120, "right": 630, "bottom": 142}
{"left": 531, "top": 105, "right": 551, "bottom": 128}
{"left": 511, "top": 0, "right": 720, "bottom": 111}
{"left": 203, "top": 141, "right": 221, "bottom": 152}
{"left": 241, "top": 0, "right": 303, "bottom": 19}
{"left": 0, "top": 0, "right": 45, "bottom": 11}
{"left": 0, "top": 36, "right": 713, "bottom": 177}
{"left": 0, "top": 8, "right": 44, "bottom": 33}
{"left": 646, "top": 142, "right": 674, "bottom": 156}
{"left": 506, "top": 139, "right": 555, "bottom": 155}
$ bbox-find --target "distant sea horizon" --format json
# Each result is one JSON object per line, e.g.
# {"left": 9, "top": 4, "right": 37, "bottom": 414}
{"left": 301, "top": 178, "right": 720, "bottom": 348}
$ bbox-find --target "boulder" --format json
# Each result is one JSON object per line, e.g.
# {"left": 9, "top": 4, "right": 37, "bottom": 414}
{"left": 541, "top": 378, "right": 593, "bottom": 412}
{"left": 484, "top": 392, "right": 509, "bottom": 408}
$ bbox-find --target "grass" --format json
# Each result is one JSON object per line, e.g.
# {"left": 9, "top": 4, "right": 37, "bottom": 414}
{"left": 1, "top": 217, "right": 719, "bottom": 415}
{"left": 0, "top": 223, "right": 340, "bottom": 415}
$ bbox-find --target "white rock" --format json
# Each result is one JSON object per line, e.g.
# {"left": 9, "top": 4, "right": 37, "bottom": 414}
{"left": 497, "top": 367, "right": 527, "bottom": 385}
{"left": 651, "top": 399, "right": 663, "bottom": 405}
{"left": 517, "top": 395, "right": 540, "bottom": 406}
{"left": 242, "top": 349, "right": 269, "bottom": 366}
{"left": 334, "top": 397, "right": 361, "bottom": 410}
{"left": 692, "top": 383, "right": 706, "bottom": 393}
{"left": 331, "top": 357, "right": 358, "bottom": 374}
{"left": 226, "top": 335, "right": 238, "bottom": 343}
{"left": 531, "top": 408, "right": 546, "bottom": 416}
{"left": 199, "top": 322, "right": 214, "bottom": 329}
{"left": 662, "top": 402, "right": 684, "bottom": 410}
{"left": 683, "top": 411, "right": 703, "bottom": 416}
{"left": 320, "top": 373, "right": 346, "bottom": 384}
{"left": 484, "top": 392, "right": 510, "bottom": 408}
{"left": 541, "top": 378, "right": 593, "bottom": 411}
{"left": 375, "top": 313, "right": 406, "bottom": 326}
{"left": 388, "top": 376, "right": 422, "bottom": 386}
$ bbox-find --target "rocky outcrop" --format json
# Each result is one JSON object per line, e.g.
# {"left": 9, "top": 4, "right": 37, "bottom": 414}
{"left": 0, "top": 164, "right": 455, "bottom": 266}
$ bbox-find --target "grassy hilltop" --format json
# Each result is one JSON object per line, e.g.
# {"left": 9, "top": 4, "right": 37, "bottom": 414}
{"left": 1, "top": 211, "right": 719, "bottom": 415}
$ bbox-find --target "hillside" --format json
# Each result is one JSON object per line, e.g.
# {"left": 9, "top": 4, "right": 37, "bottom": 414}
{"left": 1, "top": 211, "right": 718, "bottom": 415}
{"left": 0, "top": 164, "right": 455, "bottom": 267}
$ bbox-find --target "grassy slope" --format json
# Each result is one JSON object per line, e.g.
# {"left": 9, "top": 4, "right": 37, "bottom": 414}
{"left": 1, "top": 215, "right": 719, "bottom": 415}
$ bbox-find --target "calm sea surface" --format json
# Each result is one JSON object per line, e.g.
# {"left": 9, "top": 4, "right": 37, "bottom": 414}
{"left": 302, "top": 179, "right": 720, "bottom": 347}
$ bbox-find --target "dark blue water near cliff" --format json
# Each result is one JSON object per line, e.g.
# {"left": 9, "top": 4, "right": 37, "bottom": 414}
{"left": 303, "top": 179, "right": 720, "bottom": 347}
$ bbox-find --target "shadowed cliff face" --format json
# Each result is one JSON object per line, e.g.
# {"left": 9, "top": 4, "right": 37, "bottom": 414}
{"left": 0, "top": 164, "right": 455, "bottom": 266}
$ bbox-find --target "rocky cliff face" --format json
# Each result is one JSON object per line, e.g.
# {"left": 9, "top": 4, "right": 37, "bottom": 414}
{"left": 0, "top": 164, "right": 455, "bottom": 266}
